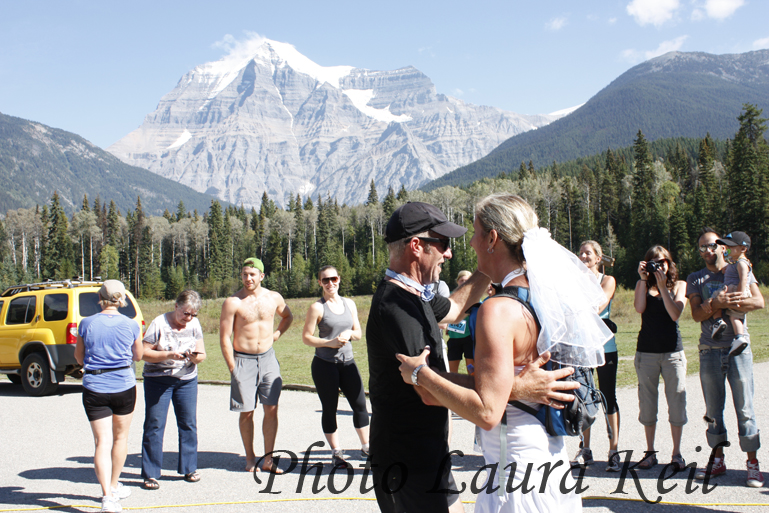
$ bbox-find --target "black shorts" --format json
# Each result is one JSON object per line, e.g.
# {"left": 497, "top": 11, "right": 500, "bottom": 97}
{"left": 82, "top": 386, "right": 137, "bottom": 421}
{"left": 447, "top": 336, "right": 473, "bottom": 361}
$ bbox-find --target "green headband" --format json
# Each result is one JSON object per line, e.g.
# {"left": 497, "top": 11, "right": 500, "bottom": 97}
{"left": 243, "top": 257, "right": 264, "bottom": 272}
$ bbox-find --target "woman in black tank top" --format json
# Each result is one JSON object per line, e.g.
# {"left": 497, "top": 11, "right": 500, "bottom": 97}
{"left": 633, "top": 245, "right": 688, "bottom": 472}
{"left": 302, "top": 265, "right": 370, "bottom": 469}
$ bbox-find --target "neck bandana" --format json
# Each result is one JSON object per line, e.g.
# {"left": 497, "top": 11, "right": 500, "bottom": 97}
{"left": 385, "top": 269, "right": 435, "bottom": 301}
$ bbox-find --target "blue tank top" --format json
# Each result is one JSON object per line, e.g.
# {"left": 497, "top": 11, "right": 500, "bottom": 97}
{"left": 598, "top": 273, "right": 617, "bottom": 353}
{"left": 315, "top": 298, "right": 355, "bottom": 363}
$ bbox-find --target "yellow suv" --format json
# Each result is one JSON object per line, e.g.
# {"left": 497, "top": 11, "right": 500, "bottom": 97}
{"left": 0, "top": 279, "right": 144, "bottom": 396}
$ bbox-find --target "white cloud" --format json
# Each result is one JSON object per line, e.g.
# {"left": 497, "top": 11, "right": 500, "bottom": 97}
{"left": 418, "top": 46, "right": 435, "bottom": 57}
{"left": 621, "top": 35, "right": 688, "bottom": 63}
{"left": 691, "top": 8, "right": 705, "bottom": 21}
{"left": 626, "top": 0, "right": 680, "bottom": 27}
{"left": 608, "top": 17, "right": 618, "bottom": 24}
{"left": 621, "top": 48, "right": 643, "bottom": 63}
{"left": 645, "top": 35, "right": 688, "bottom": 58}
{"left": 212, "top": 31, "right": 267, "bottom": 62}
{"left": 754, "top": 37, "right": 769, "bottom": 50}
{"left": 703, "top": 0, "right": 744, "bottom": 20}
{"left": 546, "top": 17, "right": 568, "bottom": 31}
{"left": 453, "top": 88, "right": 465, "bottom": 97}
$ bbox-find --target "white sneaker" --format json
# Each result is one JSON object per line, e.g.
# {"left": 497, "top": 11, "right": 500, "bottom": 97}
{"left": 747, "top": 459, "right": 765, "bottom": 488}
{"left": 101, "top": 496, "right": 122, "bottom": 512}
{"left": 361, "top": 444, "right": 370, "bottom": 457}
{"left": 711, "top": 318, "right": 727, "bottom": 340}
{"left": 730, "top": 334, "right": 750, "bottom": 357}
{"left": 111, "top": 483, "right": 131, "bottom": 500}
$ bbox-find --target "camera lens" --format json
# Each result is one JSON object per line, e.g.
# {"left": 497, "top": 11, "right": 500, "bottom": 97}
{"left": 645, "top": 261, "right": 659, "bottom": 274}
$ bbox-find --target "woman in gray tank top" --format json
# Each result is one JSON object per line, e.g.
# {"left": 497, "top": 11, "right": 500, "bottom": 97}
{"left": 302, "top": 265, "right": 370, "bottom": 469}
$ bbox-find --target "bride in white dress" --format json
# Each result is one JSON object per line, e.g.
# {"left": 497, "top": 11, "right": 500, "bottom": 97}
{"left": 397, "top": 193, "right": 610, "bottom": 512}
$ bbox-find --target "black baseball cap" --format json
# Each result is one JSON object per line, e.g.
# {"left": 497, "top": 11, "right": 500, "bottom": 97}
{"left": 384, "top": 202, "right": 467, "bottom": 243}
{"left": 716, "top": 231, "right": 751, "bottom": 249}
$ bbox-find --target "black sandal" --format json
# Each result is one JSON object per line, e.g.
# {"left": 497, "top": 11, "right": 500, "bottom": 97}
{"left": 143, "top": 478, "right": 160, "bottom": 490}
{"left": 638, "top": 452, "right": 658, "bottom": 470}
{"left": 184, "top": 472, "right": 200, "bottom": 483}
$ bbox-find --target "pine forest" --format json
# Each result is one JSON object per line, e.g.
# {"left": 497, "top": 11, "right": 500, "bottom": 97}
{"left": 1, "top": 104, "right": 768, "bottom": 298}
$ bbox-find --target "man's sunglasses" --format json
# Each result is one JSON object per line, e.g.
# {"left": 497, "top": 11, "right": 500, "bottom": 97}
{"left": 417, "top": 237, "right": 450, "bottom": 253}
{"left": 321, "top": 276, "right": 340, "bottom": 285}
{"left": 698, "top": 243, "right": 718, "bottom": 253}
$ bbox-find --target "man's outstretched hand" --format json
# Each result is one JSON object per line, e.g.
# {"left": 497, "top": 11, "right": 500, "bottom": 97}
{"left": 510, "top": 352, "right": 579, "bottom": 408}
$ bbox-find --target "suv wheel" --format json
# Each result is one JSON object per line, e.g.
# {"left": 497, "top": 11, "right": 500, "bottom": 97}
{"left": 21, "top": 353, "right": 58, "bottom": 396}
{"left": 7, "top": 374, "right": 22, "bottom": 385}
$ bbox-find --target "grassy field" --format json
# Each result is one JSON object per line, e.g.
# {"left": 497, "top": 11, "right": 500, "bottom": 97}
{"left": 137, "top": 286, "right": 769, "bottom": 390}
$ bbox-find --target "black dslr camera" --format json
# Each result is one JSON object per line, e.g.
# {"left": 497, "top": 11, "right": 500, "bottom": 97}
{"left": 645, "top": 261, "right": 661, "bottom": 274}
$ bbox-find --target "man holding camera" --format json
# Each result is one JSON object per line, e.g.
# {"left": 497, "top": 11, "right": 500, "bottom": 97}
{"left": 686, "top": 228, "right": 764, "bottom": 487}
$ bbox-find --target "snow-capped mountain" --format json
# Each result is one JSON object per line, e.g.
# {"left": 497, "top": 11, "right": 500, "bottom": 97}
{"left": 108, "top": 39, "right": 568, "bottom": 207}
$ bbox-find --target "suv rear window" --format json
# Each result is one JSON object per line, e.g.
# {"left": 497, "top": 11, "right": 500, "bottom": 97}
{"left": 79, "top": 292, "right": 138, "bottom": 319}
{"left": 7, "top": 296, "right": 36, "bottom": 325}
{"left": 44, "top": 293, "right": 69, "bottom": 321}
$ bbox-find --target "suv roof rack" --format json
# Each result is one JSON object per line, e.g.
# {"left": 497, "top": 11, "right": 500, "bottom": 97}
{"left": 1, "top": 279, "right": 105, "bottom": 297}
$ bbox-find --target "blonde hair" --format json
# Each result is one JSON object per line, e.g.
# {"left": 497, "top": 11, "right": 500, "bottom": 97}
{"left": 456, "top": 270, "right": 472, "bottom": 281}
{"left": 475, "top": 193, "right": 538, "bottom": 261}
{"left": 579, "top": 240, "right": 603, "bottom": 260}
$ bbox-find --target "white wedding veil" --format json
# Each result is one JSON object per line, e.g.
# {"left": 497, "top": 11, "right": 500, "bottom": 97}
{"left": 522, "top": 227, "right": 612, "bottom": 367}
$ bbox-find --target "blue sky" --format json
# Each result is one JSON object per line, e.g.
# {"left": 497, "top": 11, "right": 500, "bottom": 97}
{"left": 1, "top": 0, "right": 767, "bottom": 149}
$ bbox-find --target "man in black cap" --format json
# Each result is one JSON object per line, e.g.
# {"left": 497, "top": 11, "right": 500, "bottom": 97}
{"left": 366, "top": 202, "right": 575, "bottom": 512}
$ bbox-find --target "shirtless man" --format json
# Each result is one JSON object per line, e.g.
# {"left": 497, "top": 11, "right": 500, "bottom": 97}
{"left": 220, "top": 257, "right": 293, "bottom": 473}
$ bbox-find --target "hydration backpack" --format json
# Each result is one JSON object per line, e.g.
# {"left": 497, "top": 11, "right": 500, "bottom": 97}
{"left": 470, "top": 284, "right": 611, "bottom": 438}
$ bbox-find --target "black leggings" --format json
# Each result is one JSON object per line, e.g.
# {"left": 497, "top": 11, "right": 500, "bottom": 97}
{"left": 596, "top": 351, "right": 619, "bottom": 415}
{"left": 311, "top": 356, "right": 370, "bottom": 434}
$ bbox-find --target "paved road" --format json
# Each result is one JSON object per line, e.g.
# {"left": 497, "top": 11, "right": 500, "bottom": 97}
{"left": 1, "top": 360, "right": 769, "bottom": 512}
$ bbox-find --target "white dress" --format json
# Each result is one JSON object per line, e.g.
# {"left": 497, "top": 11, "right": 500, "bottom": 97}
{"left": 474, "top": 367, "right": 582, "bottom": 512}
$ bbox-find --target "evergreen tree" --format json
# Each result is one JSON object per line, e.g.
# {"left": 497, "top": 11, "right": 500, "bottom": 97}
{"left": 727, "top": 104, "right": 769, "bottom": 260}
{"left": 630, "top": 131, "right": 666, "bottom": 256}
{"left": 396, "top": 184, "right": 408, "bottom": 202}
{"left": 366, "top": 180, "right": 379, "bottom": 206}
{"left": 207, "top": 200, "right": 228, "bottom": 292}
{"left": 382, "top": 187, "right": 397, "bottom": 219}
{"left": 41, "top": 192, "right": 74, "bottom": 280}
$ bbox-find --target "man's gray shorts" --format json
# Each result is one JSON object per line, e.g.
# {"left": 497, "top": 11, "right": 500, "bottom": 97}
{"left": 230, "top": 347, "right": 282, "bottom": 411}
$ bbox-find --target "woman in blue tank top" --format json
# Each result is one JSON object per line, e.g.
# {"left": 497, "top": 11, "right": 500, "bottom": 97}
{"left": 74, "top": 280, "right": 143, "bottom": 513}
{"left": 571, "top": 240, "right": 621, "bottom": 472}
{"left": 302, "top": 265, "right": 370, "bottom": 469}
{"left": 634, "top": 245, "right": 688, "bottom": 472}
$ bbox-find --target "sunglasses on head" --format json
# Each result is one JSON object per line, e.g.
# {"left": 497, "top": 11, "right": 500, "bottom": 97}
{"left": 321, "top": 276, "right": 340, "bottom": 285}
{"left": 698, "top": 242, "right": 718, "bottom": 253}
{"left": 417, "top": 237, "right": 450, "bottom": 253}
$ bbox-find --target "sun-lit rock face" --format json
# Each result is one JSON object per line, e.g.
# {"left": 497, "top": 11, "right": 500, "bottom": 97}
{"left": 108, "top": 39, "right": 564, "bottom": 207}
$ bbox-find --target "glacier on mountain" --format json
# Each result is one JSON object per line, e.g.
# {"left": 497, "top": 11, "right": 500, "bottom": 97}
{"left": 108, "top": 38, "right": 568, "bottom": 207}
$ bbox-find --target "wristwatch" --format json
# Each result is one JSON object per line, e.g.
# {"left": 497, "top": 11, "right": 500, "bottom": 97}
{"left": 411, "top": 364, "right": 427, "bottom": 386}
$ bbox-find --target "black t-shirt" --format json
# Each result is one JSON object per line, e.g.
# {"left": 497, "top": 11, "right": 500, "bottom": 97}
{"left": 366, "top": 279, "right": 451, "bottom": 473}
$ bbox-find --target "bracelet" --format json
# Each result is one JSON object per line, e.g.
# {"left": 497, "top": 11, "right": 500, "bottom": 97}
{"left": 411, "top": 364, "right": 427, "bottom": 386}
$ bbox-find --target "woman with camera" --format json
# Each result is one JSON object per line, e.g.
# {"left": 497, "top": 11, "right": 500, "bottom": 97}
{"left": 634, "top": 245, "right": 688, "bottom": 470}
{"left": 140, "top": 290, "right": 206, "bottom": 490}
{"left": 571, "top": 240, "right": 621, "bottom": 471}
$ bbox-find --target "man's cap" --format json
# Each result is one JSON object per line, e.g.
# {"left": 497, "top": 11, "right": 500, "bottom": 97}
{"left": 384, "top": 202, "right": 467, "bottom": 243}
{"left": 99, "top": 280, "right": 126, "bottom": 302}
{"left": 716, "top": 231, "right": 751, "bottom": 249}
{"left": 243, "top": 257, "right": 264, "bottom": 272}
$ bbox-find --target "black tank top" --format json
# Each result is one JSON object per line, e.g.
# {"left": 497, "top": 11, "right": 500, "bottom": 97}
{"left": 637, "top": 291, "right": 683, "bottom": 353}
